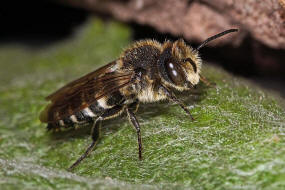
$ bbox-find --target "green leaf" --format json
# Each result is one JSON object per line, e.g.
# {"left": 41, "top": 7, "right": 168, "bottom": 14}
{"left": 0, "top": 18, "right": 285, "bottom": 190}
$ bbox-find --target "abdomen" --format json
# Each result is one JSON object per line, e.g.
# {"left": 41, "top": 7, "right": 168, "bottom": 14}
{"left": 45, "top": 100, "right": 105, "bottom": 130}
{"left": 42, "top": 93, "right": 125, "bottom": 130}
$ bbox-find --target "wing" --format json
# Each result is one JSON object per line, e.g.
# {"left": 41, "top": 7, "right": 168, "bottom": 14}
{"left": 40, "top": 61, "right": 134, "bottom": 123}
{"left": 46, "top": 60, "right": 117, "bottom": 101}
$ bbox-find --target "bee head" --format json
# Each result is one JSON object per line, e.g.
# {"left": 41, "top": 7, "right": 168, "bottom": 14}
{"left": 158, "top": 39, "right": 201, "bottom": 91}
{"left": 157, "top": 29, "right": 238, "bottom": 91}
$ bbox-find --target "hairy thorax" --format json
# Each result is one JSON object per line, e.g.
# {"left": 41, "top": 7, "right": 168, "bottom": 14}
{"left": 137, "top": 75, "right": 167, "bottom": 103}
{"left": 137, "top": 85, "right": 166, "bottom": 103}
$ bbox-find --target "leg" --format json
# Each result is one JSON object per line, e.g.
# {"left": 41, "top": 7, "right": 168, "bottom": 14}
{"left": 68, "top": 105, "right": 124, "bottom": 171}
{"left": 128, "top": 99, "right": 140, "bottom": 113}
{"left": 68, "top": 117, "right": 102, "bottom": 171}
{"left": 199, "top": 74, "right": 216, "bottom": 87}
{"left": 126, "top": 107, "right": 143, "bottom": 160}
{"left": 160, "top": 85, "right": 194, "bottom": 121}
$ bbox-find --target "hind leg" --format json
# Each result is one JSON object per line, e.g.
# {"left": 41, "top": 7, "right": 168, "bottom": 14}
{"left": 68, "top": 105, "right": 124, "bottom": 170}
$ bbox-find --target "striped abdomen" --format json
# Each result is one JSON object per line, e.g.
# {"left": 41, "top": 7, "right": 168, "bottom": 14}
{"left": 47, "top": 101, "right": 105, "bottom": 130}
{"left": 44, "top": 92, "right": 125, "bottom": 130}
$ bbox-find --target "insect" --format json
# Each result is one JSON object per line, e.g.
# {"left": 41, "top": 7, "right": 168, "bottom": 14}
{"left": 40, "top": 29, "right": 238, "bottom": 170}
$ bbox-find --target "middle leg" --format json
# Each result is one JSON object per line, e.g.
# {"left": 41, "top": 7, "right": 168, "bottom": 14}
{"left": 126, "top": 105, "right": 143, "bottom": 160}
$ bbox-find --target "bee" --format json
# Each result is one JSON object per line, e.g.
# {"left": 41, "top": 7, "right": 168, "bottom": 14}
{"left": 40, "top": 29, "right": 238, "bottom": 170}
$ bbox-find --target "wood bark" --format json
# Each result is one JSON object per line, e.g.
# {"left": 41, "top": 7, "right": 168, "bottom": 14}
{"left": 62, "top": 0, "right": 285, "bottom": 49}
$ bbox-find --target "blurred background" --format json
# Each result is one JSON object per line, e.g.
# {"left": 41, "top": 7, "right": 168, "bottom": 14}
{"left": 1, "top": 0, "right": 285, "bottom": 97}
{"left": 1, "top": 2, "right": 285, "bottom": 189}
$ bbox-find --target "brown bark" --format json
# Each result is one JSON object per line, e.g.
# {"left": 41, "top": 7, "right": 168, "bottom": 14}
{"left": 62, "top": 0, "right": 285, "bottom": 49}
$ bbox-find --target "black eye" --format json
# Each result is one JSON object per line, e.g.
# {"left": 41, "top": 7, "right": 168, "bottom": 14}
{"left": 166, "top": 61, "right": 184, "bottom": 85}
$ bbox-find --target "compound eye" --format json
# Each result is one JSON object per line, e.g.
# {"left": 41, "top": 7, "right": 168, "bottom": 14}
{"left": 166, "top": 61, "right": 184, "bottom": 85}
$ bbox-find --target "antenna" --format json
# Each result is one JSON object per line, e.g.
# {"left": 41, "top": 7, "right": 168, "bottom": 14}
{"left": 196, "top": 29, "right": 238, "bottom": 50}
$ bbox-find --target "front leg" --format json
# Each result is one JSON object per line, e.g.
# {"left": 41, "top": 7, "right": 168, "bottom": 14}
{"left": 160, "top": 85, "right": 194, "bottom": 121}
{"left": 126, "top": 106, "right": 143, "bottom": 160}
{"left": 199, "top": 74, "right": 216, "bottom": 87}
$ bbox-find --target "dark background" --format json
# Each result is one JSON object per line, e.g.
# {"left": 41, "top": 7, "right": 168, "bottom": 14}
{"left": 0, "top": 0, "right": 87, "bottom": 46}
{"left": 1, "top": 0, "right": 284, "bottom": 97}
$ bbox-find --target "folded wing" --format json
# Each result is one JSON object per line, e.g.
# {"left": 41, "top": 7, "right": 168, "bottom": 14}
{"left": 40, "top": 61, "right": 133, "bottom": 123}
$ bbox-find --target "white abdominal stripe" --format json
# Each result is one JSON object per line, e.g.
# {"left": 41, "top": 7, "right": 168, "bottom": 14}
{"left": 57, "top": 104, "right": 104, "bottom": 127}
